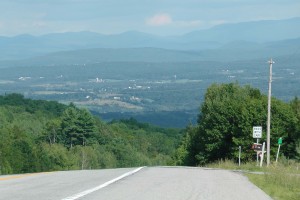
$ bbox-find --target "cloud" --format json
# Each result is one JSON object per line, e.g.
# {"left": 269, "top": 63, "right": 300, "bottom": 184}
{"left": 146, "top": 13, "right": 206, "bottom": 29}
{"left": 146, "top": 13, "right": 173, "bottom": 26}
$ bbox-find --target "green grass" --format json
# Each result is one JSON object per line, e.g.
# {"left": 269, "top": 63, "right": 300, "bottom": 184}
{"left": 205, "top": 159, "right": 263, "bottom": 171}
{"left": 206, "top": 159, "right": 300, "bottom": 200}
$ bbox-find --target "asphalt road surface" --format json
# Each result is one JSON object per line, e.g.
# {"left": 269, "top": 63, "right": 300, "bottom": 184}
{"left": 0, "top": 167, "right": 272, "bottom": 200}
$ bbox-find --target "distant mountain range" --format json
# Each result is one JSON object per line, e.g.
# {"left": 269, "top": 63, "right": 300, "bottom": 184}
{"left": 0, "top": 17, "right": 299, "bottom": 61}
{"left": 0, "top": 37, "right": 299, "bottom": 68}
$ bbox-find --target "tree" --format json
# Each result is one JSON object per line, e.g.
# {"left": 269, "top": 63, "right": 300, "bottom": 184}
{"left": 174, "top": 125, "right": 198, "bottom": 165}
{"left": 178, "top": 83, "right": 299, "bottom": 165}
{"left": 61, "top": 106, "right": 96, "bottom": 147}
{"left": 37, "top": 143, "right": 76, "bottom": 171}
{"left": 77, "top": 109, "right": 97, "bottom": 145}
{"left": 43, "top": 119, "right": 62, "bottom": 144}
{"left": 290, "top": 97, "right": 300, "bottom": 140}
{"left": 8, "top": 125, "right": 38, "bottom": 173}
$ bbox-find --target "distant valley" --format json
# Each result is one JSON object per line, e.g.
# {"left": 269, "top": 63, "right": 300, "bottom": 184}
{"left": 0, "top": 18, "right": 299, "bottom": 127}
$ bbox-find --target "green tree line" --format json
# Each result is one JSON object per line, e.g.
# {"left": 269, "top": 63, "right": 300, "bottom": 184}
{"left": 0, "top": 94, "right": 182, "bottom": 174}
{"left": 1, "top": 83, "right": 299, "bottom": 174}
{"left": 175, "top": 83, "right": 300, "bottom": 165}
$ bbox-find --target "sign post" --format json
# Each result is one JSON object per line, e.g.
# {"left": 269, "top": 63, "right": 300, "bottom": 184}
{"left": 253, "top": 126, "right": 262, "bottom": 166}
{"left": 260, "top": 142, "right": 266, "bottom": 167}
{"left": 276, "top": 137, "right": 282, "bottom": 163}
{"left": 256, "top": 138, "right": 259, "bottom": 166}
{"left": 238, "top": 146, "right": 241, "bottom": 167}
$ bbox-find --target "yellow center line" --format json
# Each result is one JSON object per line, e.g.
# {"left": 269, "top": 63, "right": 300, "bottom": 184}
{"left": 0, "top": 172, "right": 52, "bottom": 181}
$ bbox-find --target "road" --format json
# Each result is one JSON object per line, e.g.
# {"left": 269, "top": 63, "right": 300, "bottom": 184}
{"left": 0, "top": 167, "right": 272, "bottom": 200}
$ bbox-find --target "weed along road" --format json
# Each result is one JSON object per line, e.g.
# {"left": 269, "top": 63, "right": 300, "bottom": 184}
{"left": 0, "top": 167, "right": 272, "bottom": 200}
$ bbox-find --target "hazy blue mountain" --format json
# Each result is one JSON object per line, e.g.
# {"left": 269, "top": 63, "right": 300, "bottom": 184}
{"left": 0, "top": 18, "right": 299, "bottom": 61}
{"left": 0, "top": 31, "right": 219, "bottom": 60}
{"left": 182, "top": 17, "right": 300, "bottom": 43}
{"left": 1, "top": 37, "right": 299, "bottom": 68}
{"left": 0, "top": 32, "right": 108, "bottom": 60}
{"left": 0, "top": 48, "right": 204, "bottom": 67}
{"left": 198, "top": 37, "right": 300, "bottom": 61}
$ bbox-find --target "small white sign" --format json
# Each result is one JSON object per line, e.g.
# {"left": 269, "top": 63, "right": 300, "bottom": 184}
{"left": 253, "top": 126, "right": 262, "bottom": 138}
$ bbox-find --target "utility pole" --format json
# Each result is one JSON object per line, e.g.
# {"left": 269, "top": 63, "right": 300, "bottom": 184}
{"left": 267, "top": 58, "right": 274, "bottom": 167}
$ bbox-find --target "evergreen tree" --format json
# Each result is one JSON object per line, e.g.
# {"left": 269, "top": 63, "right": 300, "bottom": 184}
{"left": 61, "top": 106, "right": 96, "bottom": 147}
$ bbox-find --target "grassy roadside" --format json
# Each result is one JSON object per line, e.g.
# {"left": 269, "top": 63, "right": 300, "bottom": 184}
{"left": 206, "top": 160, "right": 300, "bottom": 200}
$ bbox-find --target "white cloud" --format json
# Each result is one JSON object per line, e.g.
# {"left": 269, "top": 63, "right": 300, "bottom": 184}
{"left": 146, "top": 13, "right": 173, "bottom": 26}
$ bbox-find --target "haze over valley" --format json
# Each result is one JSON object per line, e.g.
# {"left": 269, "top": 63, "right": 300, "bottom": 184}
{"left": 0, "top": 18, "right": 299, "bottom": 127}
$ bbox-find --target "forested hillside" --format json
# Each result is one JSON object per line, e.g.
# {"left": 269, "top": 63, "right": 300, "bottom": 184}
{"left": 1, "top": 85, "right": 299, "bottom": 174}
{"left": 175, "top": 83, "right": 300, "bottom": 165}
{"left": 0, "top": 94, "right": 182, "bottom": 174}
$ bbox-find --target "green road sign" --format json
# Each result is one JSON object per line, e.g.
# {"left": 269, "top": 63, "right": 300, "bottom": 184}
{"left": 278, "top": 137, "right": 282, "bottom": 145}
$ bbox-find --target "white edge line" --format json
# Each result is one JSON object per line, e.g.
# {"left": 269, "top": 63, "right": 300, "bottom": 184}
{"left": 61, "top": 167, "right": 144, "bottom": 200}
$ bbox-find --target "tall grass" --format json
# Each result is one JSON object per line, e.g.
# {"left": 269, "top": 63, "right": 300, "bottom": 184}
{"left": 206, "top": 159, "right": 300, "bottom": 200}
{"left": 205, "top": 159, "right": 262, "bottom": 171}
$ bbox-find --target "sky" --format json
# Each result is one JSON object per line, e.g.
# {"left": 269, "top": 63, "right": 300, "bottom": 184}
{"left": 0, "top": 0, "right": 300, "bottom": 36}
